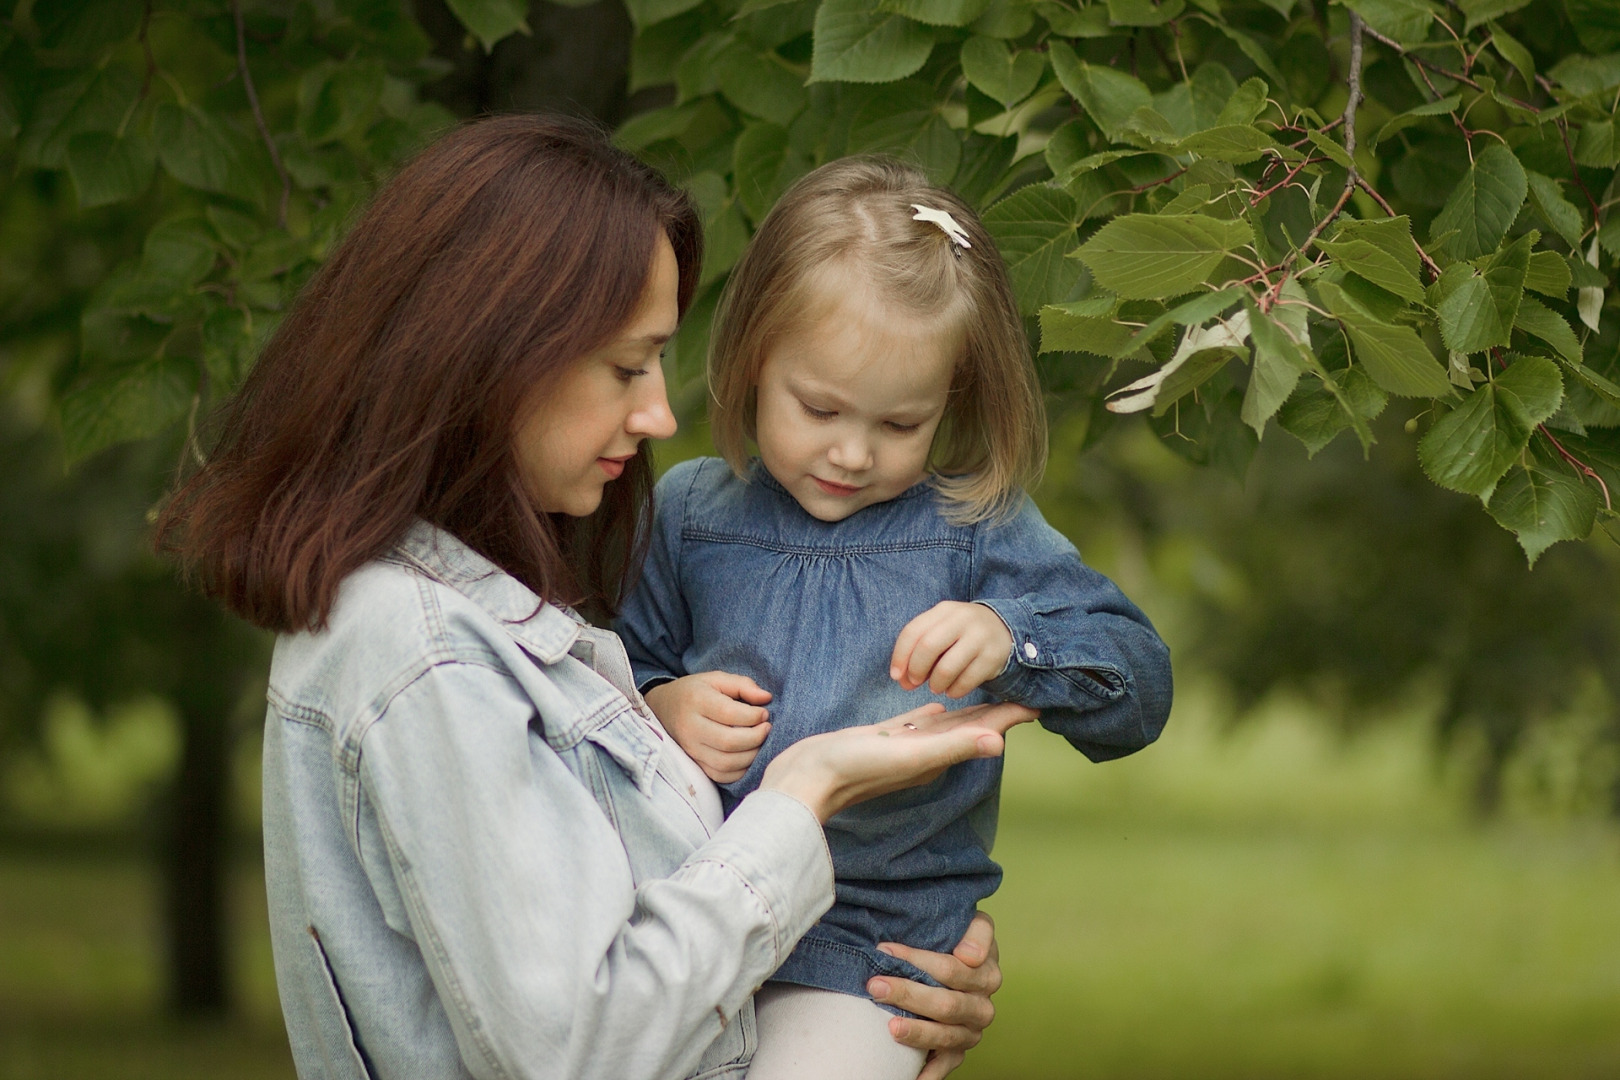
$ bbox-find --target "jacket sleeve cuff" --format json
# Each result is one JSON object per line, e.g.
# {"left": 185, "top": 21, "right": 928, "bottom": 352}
{"left": 695, "top": 790, "right": 835, "bottom": 969}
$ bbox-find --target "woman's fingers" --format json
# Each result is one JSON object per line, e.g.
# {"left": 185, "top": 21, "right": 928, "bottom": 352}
{"left": 915, "top": 1049, "right": 966, "bottom": 1080}
{"left": 951, "top": 911, "right": 996, "bottom": 968}
{"left": 876, "top": 939, "right": 999, "bottom": 998}
{"left": 870, "top": 976, "right": 992, "bottom": 1037}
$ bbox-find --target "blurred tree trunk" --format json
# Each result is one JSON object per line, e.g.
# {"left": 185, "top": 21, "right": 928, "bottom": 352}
{"left": 165, "top": 698, "right": 232, "bottom": 1015}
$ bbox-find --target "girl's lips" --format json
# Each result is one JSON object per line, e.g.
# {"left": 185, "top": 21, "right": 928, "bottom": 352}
{"left": 813, "top": 476, "right": 861, "bottom": 497}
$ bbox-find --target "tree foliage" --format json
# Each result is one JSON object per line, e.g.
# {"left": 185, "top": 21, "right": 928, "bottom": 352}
{"left": 612, "top": 0, "right": 1620, "bottom": 562}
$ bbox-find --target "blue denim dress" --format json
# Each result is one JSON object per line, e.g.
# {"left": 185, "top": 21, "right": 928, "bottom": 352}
{"left": 617, "top": 459, "right": 1173, "bottom": 1004}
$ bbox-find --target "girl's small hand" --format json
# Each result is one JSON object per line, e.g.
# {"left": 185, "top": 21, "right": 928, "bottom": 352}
{"left": 890, "top": 602, "right": 1015, "bottom": 698}
{"left": 642, "top": 672, "right": 772, "bottom": 784}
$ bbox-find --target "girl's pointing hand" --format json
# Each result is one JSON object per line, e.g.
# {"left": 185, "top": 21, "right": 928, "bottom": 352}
{"left": 890, "top": 601, "right": 1015, "bottom": 697}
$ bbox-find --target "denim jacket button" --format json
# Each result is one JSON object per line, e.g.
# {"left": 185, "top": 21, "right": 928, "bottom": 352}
{"left": 1023, "top": 641, "right": 1038, "bottom": 660}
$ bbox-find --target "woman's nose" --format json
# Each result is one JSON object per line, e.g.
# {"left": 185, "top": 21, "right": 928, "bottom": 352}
{"left": 628, "top": 373, "right": 678, "bottom": 440}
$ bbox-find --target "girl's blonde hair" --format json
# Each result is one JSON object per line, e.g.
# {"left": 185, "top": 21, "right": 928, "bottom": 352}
{"left": 707, "top": 157, "right": 1046, "bottom": 523}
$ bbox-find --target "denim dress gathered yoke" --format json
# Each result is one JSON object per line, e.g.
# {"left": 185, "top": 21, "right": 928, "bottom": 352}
{"left": 261, "top": 520, "right": 837, "bottom": 1080}
{"left": 616, "top": 459, "right": 1174, "bottom": 1005}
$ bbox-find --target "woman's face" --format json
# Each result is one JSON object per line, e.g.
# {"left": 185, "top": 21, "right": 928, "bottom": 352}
{"left": 514, "top": 235, "right": 680, "bottom": 516}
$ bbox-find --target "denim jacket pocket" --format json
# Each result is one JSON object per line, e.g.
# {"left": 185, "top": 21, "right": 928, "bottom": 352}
{"left": 303, "top": 925, "right": 376, "bottom": 1080}
{"left": 689, "top": 997, "right": 757, "bottom": 1080}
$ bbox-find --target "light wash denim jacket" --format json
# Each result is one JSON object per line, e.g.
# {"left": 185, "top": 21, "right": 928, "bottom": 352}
{"left": 262, "top": 520, "right": 836, "bottom": 1080}
{"left": 616, "top": 459, "right": 1173, "bottom": 1005}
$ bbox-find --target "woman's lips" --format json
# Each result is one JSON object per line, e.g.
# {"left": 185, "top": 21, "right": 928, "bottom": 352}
{"left": 813, "top": 477, "right": 861, "bottom": 497}
{"left": 598, "top": 455, "right": 632, "bottom": 479}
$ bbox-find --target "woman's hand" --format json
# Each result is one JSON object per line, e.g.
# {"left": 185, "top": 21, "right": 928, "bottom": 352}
{"left": 758, "top": 701, "right": 1036, "bottom": 823}
{"left": 643, "top": 672, "right": 772, "bottom": 783}
{"left": 866, "top": 912, "right": 1003, "bottom": 1080}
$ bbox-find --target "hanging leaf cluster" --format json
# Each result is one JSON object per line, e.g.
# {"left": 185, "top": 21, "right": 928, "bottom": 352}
{"left": 617, "top": 0, "right": 1620, "bottom": 563}
{"left": 2, "top": 0, "right": 457, "bottom": 462}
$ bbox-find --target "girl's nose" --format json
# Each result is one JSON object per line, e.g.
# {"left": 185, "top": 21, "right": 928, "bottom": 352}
{"left": 827, "top": 431, "right": 872, "bottom": 472}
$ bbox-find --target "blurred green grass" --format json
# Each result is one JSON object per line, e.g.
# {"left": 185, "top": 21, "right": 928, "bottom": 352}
{"left": 3, "top": 693, "right": 1618, "bottom": 1079}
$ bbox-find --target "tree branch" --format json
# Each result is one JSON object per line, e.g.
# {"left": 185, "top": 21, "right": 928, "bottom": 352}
{"left": 232, "top": 0, "right": 290, "bottom": 230}
{"left": 1362, "top": 23, "right": 1542, "bottom": 115}
{"left": 1354, "top": 176, "right": 1444, "bottom": 280}
{"left": 1300, "top": 12, "right": 1364, "bottom": 254}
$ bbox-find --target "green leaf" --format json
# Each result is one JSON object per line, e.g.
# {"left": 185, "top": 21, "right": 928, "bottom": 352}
{"left": 1337, "top": 0, "right": 1440, "bottom": 45}
{"left": 1108, "top": 313, "right": 1248, "bottom": 416}
{"left": 848, "top": 82, "right": 961, "bottom": 184}
{"left": 1216, "top": 78, "right": 1268, "bottom": 127}
{"left": 445, "top": 0, "right": 529, "bottom": 49}
{"left": 628, "top": 0, "right": 708, "bottom": 28}
{"left": 732, "top": 122, "right": 803, "bottom": 222}
{"left": 1317, "top": 237, "right": 1425, "bottom": 303}
{"left": 1174, "top": 125, "right": 1280, "bottom": 164}
{"left": 616, "top": 101, "right": 704, "bottom": 151}
{"left": 880, "top": 0, "right": 994, "bottom": 25}
{"left": 1107, "top": 0, "right": 1185, "bottom": 25}
{"left": 1513, "top": 295, "right": 1584, "bottom": 363}
{"left": 686, "top": 172, "right": 750, "bottom": 286}
{"left": 1038, "top": 296, "right": 1137, "bottom": 356}
{"left": 1487, "top": 462, "right": 1600, "bottom": 564}
{"left": 630, "top": 14, "right": 707, "bottom": 91}
{"left": 34, "top": 0, "right": 142, "bottom": 54}
{"left": 1034, "top": 1, "right": 1111, "bottom": 36}
{"left": 1556, "top": 355, "right": 1620, "bottom": 412}
{"left": 968, "top": 0, "right": 1037, "bottom": 37}
{"left": 298, "top": 60, "right": 386, "bottom": 146}
{"left": 1487, "top": 22, "right": 1535, "bottom": 90}
{"left": 59, "top": 358, "right": 196, "bottom": 463}
{"left": 1524, "top": 250, "right": 1572, "bottom": 299}
{"left": 1524, "top": 172, "right": 1584, "bottom": 251}
{"left": 1563, "top": 0, "right": 1620, "bottom": 54}
{"left": 1277, "top": 366, "right": 1386, "bottom": 456}
{"left": 960, "top": 37, "right": 1045, "bottom": 108}
{"left": 810, "top": 0, "right": 934, "bottom": 83}
{"left": 1371, "top": 94, "right": 1460, "bottom": 149}
{"left": 1305, "top": 128, "right": 1353, "bottom": 170}
{"left": 1431, "top": 232, "right": 1530, "bottom": 354}
{"left": 984, "top": 184, "right": 1083, "bottom": 315}
{"left": 1458, "top": 0, "right": 1531, "bottom": 31}
{"left": 1049, "top": 42, "right": 1152, "bottom": 140}
{"left": 1206, "top": 22, "right": 1287, "bottom": 92}
{"left": 1243, "top": 299, "right": 1312, "bottom": 435}
{"left": 952, "top": 132, "right": 1018, "bottom": 208}
{"left": 1317, "top": 279, "right": 1451, "bottom": 397}
{"left": 1417, "top": 354, "right": 1562, "bottom": 499}
{"left": 154, "top": 104, "right": 264, "bottom": 207}
{"left": 1127, "top": 287, "right": 1246, "bottom": 351}
{"left": 1074, "top": 213, "right": 1254, "bottom": 301}
{"left": 1429, "top": 143, "right": 1527, "bottom": 260}
{"left": 1550, "top": 53, "right": 1620, "bottom": 96}
{"left": 18, "top": 66, "right": 141, "bottom": 169}
{"left": 1575, "top": 119, "right": 1620, "bottom": 169}
{"left": 716, "top": 41, "right": 810, "bottom": 125}
{"left": 65, "top": 129, "right": 155, "bottom": 209}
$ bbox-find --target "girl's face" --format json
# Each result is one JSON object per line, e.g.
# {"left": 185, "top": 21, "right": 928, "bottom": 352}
{"left": 754, "top": 266, "right": 960, "bottom": 523}
{"left": 514, "top": 235, "right": 680, "bottom": 516}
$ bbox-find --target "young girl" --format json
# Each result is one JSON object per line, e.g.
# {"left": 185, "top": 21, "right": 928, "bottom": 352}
{"left": 617, "top": 158, "right": 1173, "bottom": 1079}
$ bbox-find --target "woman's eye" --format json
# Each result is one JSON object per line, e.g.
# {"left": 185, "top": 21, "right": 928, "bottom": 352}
{"left": 799, "top": 400, "right": 835, "bottom": 421}
{"left": 615, "top": 366, "right": 648, "bottom": 382}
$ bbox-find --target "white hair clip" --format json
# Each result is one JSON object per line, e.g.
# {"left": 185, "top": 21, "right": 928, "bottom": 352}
{"left": 912, "top": 204, "right": 972, "bottom": 254}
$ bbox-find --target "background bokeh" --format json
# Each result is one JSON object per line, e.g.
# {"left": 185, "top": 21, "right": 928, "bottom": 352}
{"left": 4, "top": 1, "right": 1620, "bottom": 1077}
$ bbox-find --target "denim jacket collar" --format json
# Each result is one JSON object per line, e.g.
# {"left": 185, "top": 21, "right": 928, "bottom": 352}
{"left": 386, "top": 519, "right": 581, "bottom": 665}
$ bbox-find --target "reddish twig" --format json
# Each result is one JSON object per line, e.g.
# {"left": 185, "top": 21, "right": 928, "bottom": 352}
{"left": 1249, "top": 156, "right": 1328, "bottom": 206}
{"left": 1556, "top": 116, "right": 1604, "bottom": 225}
{"left": 232, "top": 0, "right": 290, "bottom": 229}
{"left": 1540, "top": 424, "right": 1614, "bottom": 511}
{"left": 1354, "top": 177, "right": 1444, "bottom": 280}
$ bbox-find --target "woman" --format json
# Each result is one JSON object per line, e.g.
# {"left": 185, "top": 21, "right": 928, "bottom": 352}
{"left": 155, "top": 114, "right": 1023, "bottom": 1079}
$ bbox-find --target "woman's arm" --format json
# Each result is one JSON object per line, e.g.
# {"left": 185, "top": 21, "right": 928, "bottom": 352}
{"left": 360, "top": 661, "right": 1031, "bottom": 1080}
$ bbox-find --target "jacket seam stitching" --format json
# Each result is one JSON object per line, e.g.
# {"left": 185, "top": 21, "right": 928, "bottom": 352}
{"left": 680, "top": 532, "right": 972, "bottom": 557}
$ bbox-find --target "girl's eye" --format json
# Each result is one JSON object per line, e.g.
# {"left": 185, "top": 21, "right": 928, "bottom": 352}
{"left": 799, "top": 400, "right": 835, "bottom": 421}
{"left": 885, "top": 421, "right": 922, "bottom": 434}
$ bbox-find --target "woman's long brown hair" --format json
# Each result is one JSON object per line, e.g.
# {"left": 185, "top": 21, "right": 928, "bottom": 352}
{"left": 154, "top": 115, "right": 701, "bottom": 633}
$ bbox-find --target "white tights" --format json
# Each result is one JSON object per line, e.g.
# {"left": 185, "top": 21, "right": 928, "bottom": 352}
{"left": 746, "top": 983, "right": 927, "bottom": 1080}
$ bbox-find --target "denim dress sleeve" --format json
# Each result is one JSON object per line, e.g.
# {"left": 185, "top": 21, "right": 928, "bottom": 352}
{"left": 355, "top": 657, "right": 833, "bottom": 1080}
{"left": 618, "top": 463, "right": 695, "bottom": 693}
{"left": 973, "top": 496, "right": 1173, "bottom": 761}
